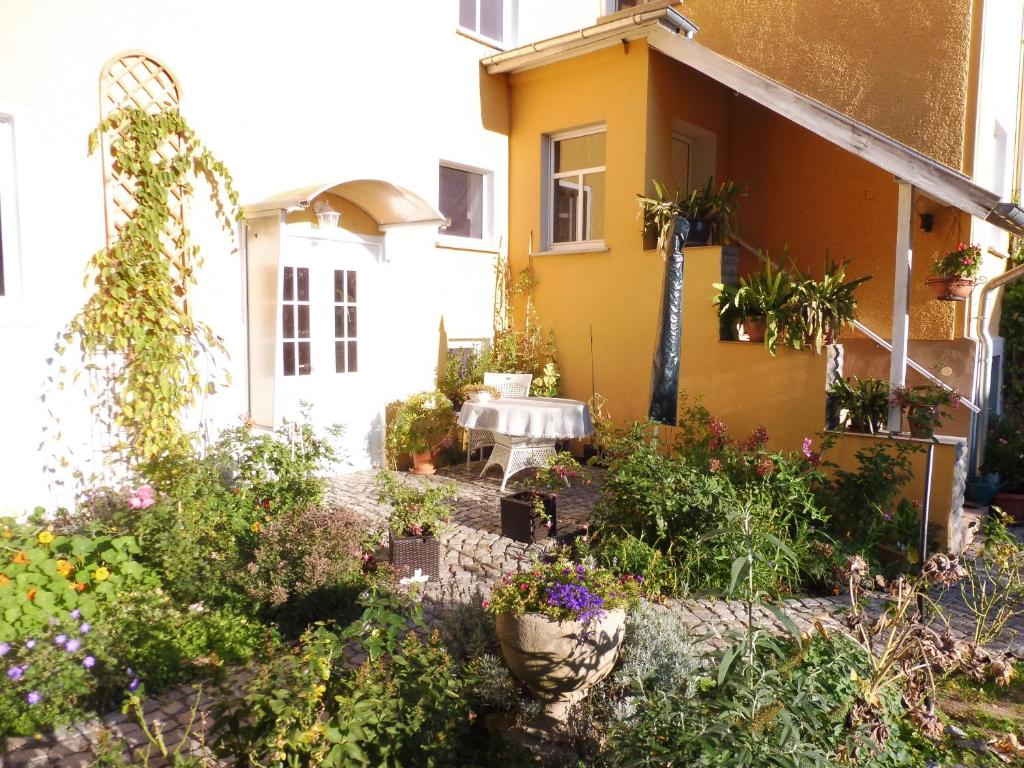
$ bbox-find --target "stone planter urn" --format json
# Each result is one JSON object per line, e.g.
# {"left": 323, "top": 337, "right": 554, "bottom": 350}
{"left": 495, "top": 609, "right": 625, "bottom": 721}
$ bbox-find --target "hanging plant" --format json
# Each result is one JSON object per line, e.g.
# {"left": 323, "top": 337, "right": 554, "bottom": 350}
{"left": 59, "top": 107, "right": 241, "bottom": 466}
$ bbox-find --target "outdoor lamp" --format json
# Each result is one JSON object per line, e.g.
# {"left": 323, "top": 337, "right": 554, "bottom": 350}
{"left": 313, "top": 199, "right": 340, "bottom": 229}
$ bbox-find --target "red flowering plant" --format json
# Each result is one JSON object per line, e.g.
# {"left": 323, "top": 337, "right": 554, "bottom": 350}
{"left": 932, "top": 242, "right": 982, "bottom": 280}
{"left": 483, "top": 556, "right": 641, "bottom": 632}
{"left": 521, "top": 451, "right": 591, "bottom": 529}
{"left": 890, "top": 384, "right": 960, "bottom": 437}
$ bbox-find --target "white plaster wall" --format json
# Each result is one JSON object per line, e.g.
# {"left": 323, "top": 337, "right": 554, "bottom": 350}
{"left": 0, "top": 0, "right": 515, "bottom": 514}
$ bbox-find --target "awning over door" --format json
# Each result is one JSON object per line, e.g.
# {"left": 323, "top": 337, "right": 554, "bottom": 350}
{"left": 245, "top": 179, "right": 444, "bottom": 229}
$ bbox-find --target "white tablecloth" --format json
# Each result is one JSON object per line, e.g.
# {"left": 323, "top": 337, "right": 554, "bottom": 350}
{"left": 457, "top": 397, "right": 593, "bottom": 439}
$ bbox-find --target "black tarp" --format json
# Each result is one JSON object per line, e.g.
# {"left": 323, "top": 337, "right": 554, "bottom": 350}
{"left": 648, "top": 217, "right": 688, "bottom": 426}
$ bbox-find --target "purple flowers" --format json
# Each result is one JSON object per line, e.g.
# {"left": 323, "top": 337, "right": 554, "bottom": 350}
{"left": 26, "top": 691, "right": 41, "bottom": 705}
{"left": 0, "top": 642, "right": 9, "bottom": 657}
{"left": 54, "top": 634, "right": 67, "bottom": 646}
{"left": 69, "top": 609, "right": 81, "bottom": 620}
{"left": 545, "top": 582, "right": 606, "bottom": 628}
{"left": 79, "top": 623, "right": 91, "bottom": 634}
{"left": 24, "top": 639, "right": 35, "bottom": 650}
{"left": 65, "top": 638, "right": 81, "bottom": 653}
{"left": 7, "top": 665, "right": 25, "bottom": 681}
{"left": 83, "top": 656, "right": 96, "bottom": 669}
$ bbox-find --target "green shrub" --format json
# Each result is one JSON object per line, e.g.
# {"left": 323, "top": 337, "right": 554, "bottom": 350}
{"left": 589, "top": 407, "right": 830, "bottom": 598}
{"left": 984, "top": 414, "right": 1024, "bottom": 493}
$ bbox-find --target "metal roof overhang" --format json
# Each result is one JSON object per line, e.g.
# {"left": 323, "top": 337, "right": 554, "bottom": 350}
{"left": 244, "top": 179, "right": 444, "bottom": 228}
{"left": 482, "top": 7, "right": 1024, "bottom": 238}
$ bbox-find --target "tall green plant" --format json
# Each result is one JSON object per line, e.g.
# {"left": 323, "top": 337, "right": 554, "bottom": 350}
{"left": 61, "top": 107, "right": 241, "bottom": 465}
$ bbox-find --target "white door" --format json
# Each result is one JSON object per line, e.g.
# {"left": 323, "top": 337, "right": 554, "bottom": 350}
{"left": 278, "top": 234, "right": 383, "bottom": 470}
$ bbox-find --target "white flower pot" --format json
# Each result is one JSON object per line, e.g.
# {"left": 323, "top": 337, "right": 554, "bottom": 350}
{"left": 495, "top": 609, "right": 625, "bottom": 721}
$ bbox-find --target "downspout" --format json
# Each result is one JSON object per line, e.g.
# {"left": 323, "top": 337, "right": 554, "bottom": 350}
{"left": 971, "top": 255, "right": 1024, "bottom": 473}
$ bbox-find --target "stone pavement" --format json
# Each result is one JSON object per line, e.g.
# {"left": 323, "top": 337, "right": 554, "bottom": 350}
{"left": 3, "top": 463, "right": 1022, "bottom": 767}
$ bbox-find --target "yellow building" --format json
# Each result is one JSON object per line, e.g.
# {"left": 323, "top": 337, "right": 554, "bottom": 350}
{"left": 488, "top": 3, "right": 1024, "bottom": 549}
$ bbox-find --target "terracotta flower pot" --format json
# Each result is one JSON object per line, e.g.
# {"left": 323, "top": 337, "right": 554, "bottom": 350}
{"left": 927, "top": 276, "right": 975, "bottom": 301}
{"left": 496, "top": 609, "right": 625, "bottom": 722}
{"left": 904, "top": 406, "right": 937, "bottom": 439}
{"left": 410, "top": 451, "right": 436, "bottom": 475}
{"left": 742, "top": 317, "right": 766, "bottom": 343}
{"left": 993, "top": 492, "right": 1024, "bottom": 525}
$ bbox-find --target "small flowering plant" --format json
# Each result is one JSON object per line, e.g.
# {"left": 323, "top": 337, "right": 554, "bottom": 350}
{"left": 890, "top": 384, "right": 960, "bottom": 436}
{"left": 374, "top": 470, "right": 456, "bottom": 538}
{"left": 484, "top": 557, "right": 641, "bottom": 631}
{"left": 932, "top": 242, "right": 982, "bottom": 280}
{"left": 521, "top": 451, "right": 591, "bottom": 528}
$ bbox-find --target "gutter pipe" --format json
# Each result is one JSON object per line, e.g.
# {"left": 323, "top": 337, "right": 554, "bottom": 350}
{"left": 971, "top": 253, "right": 1024, "bottom": 474}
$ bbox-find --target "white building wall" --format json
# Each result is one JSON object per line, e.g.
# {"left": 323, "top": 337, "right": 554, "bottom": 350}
{"left": 0, "top": 0, "right": 534, "bottom": 514}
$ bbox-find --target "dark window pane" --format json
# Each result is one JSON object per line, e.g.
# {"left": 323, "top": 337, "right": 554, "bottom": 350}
{"left": 297, "top": 304, "right": 310, "bottom": 339}
{"left": 297, "top": 268, "right": 309, "bottom": 301}
{"left": 347, "top": 271, "right": 357, "bottom": 303}
{"left": 334, "top": 306, "right": 344, "bottom": 338}
{"left": 336, "top": 341, "right": 345, "bottom": 373}
{"left": 480, "top": 0, "right": 503, "bottom": 40}
{"left": 334, "top": 270, "right": 344, "bottom": 302}
{"left": 440, "top": 165, "right": 484, "bottom": 238}
{"left": 298, "top": 342, "right": 311, "bottom": 375}
{"left": 282, "top": 305, "right": 294, "bottom": 339}
{"left": 348, "top": 341, "right": 358, "bottom": 373}
{"left": 346, "top": 306, "right": 357, "bottom": 338}
{"left": 459, "top": 0, "right": 475, "bottom": 29}
{"left": 553, "top": 178, "right": 578, "bottom": 243}
{"left": 283, "top": 343, "right": 295, "bottom": 376}
{"left": 283, "top": 267, "right": 294, "bottom": 301}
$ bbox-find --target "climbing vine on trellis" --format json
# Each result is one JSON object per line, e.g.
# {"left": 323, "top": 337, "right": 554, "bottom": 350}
{"left": 59, "top": 107, "right": 241, "bottom": 466}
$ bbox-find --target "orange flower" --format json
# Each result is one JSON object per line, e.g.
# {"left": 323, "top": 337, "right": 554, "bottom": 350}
{"left": 12, "top": 550, "right": 28, "bottom": 565}
{"left": 0, "top": 573, "right": 9, "bottom": 588}
{"left": 27, "top": 587, "right": 36, "bottom": 601}
{"left": 73, "top": 581, "right": 87, "bottom": 592}
{"left": 55, "top": 559, "right": 74, "bottom": 578}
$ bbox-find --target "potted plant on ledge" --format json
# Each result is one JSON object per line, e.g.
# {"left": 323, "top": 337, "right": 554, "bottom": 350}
{"left": 485, "top": 557, "right": 641, "bottom": 723}
{"left": 638, "top": 177, "right": 745, "bottom": 248}
{"left": 828, "top": 376, "right": 890, "bottom": 434}
{"left": 713, "top": 260, "right": 792, "bottom": 353}
{"left": 499, "top": 451, "right": 590, "bottom": 543}
{"left": 387, "top": 390, "right": 456, "bottom": 475}
{"left": 788, "top": 258, "right": 872, "bottom": 353}
{"left": 375, "top": 469, "right": 456, "bottom": 580}
{"left": 926, "top": 242, "right": 982, "bottom": 301}
{"left": 890, "top": 384, "right": 960, "bottom": 439}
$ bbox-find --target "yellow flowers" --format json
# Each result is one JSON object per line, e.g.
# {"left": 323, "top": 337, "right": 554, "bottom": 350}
{"left": 93, "top": 566, "right": 111, "bottom": 582}
{"left": 56, "top": 559, "right": 74, "bottom": 578}
{"left": 250, "top": 522, "right": 262, "bottom": 533}
{"left": 37, "top": 530, "right": 54, "bottom": 545}
{"left": 1, "top": 526, "right": 11, "bottom": 539}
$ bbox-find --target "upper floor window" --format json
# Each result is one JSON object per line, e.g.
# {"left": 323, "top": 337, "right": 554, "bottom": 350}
{"left": 606, "top": 0, "right": 643, "bottom": 12}
{"left": 545, "top": 126, "right": 606, "bottom": 249}
{"left": 459, "top": 0, "right": 511, "bottom": 46}
{"left": 439, "top": 163, "right": 490, "bottom": 241}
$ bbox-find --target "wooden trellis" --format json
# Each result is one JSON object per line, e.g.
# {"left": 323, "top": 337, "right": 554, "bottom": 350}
{"left": 98, "top": 51, "right": 183, "bottom": 248}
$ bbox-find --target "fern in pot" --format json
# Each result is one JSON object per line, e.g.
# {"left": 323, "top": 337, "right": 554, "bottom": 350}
{"left": 788, "top": 258, "right": 871, "bottom": 353}
{"left": 828, "top": 376, "right": 890, "bottom": 434}
{"left": 713, "top": 260, "right": 793, "bottom": 354}
{"left": 638, "top": 177, "right": 745, "bottom": 248}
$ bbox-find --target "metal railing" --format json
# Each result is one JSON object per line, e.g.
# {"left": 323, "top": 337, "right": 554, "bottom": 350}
{"left": 732, "top": 236, "right": 980, "bottom": 413}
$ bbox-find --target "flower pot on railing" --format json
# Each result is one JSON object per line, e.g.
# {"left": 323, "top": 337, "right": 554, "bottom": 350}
{"left": 389, "top": 532, "right": 441, "bottom": 580}
{"left": 926, "top": 276, "right": 976, "bottom": 301}
{"left": 905, "top": 406, "right": 937, "bottom": 440}
{"left": 500, "top": 491, "right": 556, "bottom": 543}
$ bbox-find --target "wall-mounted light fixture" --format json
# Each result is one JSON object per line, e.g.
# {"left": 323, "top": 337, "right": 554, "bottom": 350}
{"left": 313, "top": 199, "right": 340, "bottom": 229}
{"left": 919, "top": 212, "right": 934, "bottom": 232}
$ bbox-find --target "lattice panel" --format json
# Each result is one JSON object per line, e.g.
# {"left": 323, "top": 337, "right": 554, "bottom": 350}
{"left": 98, "top": 52, "right": 183, "bottom": 248}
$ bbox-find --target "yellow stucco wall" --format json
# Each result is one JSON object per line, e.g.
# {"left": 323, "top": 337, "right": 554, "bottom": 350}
{"left": 680, "top": 0, "right": 976, "bottom": 171}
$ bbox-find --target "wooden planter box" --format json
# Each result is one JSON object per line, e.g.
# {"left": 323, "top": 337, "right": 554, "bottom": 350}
{"left": 500, "top": 491, "right": 556, "bottom": 543}
{"left": 389, "top": 533, "right": 440, "bottom": 579}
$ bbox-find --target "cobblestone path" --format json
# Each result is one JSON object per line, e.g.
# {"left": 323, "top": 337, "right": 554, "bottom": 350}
{"left": 3, "top": 465, "right": 1021, "bottom": 767}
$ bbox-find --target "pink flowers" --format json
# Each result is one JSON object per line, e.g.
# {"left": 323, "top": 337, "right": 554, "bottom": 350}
{"left": 708, "top": 458, "right": 722, "bottom": 474}
{"left": 127, "top": 485, "right": 156, "bottom": 510}
{"left": 801, "top": 437, "right": 813, "bottom": 458}
{"left": 480, "top": 598, "right": 490, "bottom": 609}
{"left": 755, "top": 457, "right": 775, "bottom": 478}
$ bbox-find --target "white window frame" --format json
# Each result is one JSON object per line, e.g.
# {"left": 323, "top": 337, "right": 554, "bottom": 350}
{"left": 457, "top": 0, "right": 517, "bottom": 48}
{"left": 437, "top": 160, "right": 495, "bottom": 250}
{"left": 604, "top": 0, "right": 643, "bottom": 14}
{"left": 542, "top": 125, "right": 607, "bottom": 252}
{"left": 0, "top": 102, "right": 27, "bottom": 325}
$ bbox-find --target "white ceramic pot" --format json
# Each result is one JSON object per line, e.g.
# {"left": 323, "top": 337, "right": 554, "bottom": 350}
{"left": 495, "top": 609, "right": 625, "bottom": 721}
{"left": 469, "top": 391, "right": 493, "bottom": 403}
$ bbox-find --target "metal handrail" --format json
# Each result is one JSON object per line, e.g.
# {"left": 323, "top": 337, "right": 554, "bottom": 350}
{"left": 732, "top": 236, "right": 981, "bottom": 413}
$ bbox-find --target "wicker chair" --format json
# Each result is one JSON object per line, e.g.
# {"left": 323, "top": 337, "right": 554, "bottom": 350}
{"left": 465, "top": 372, "right": 533, "bottom": 468}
